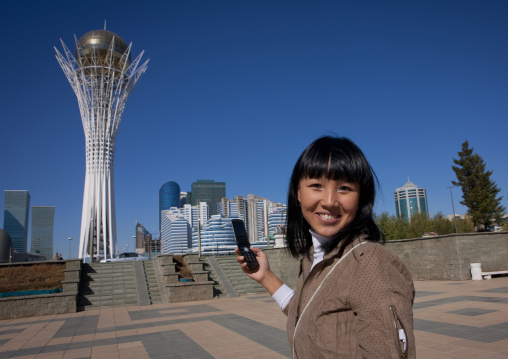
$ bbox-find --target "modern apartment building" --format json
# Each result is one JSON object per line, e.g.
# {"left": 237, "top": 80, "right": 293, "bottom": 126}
{"left": 394, "top": 180, "right": 429, "bottom": 221}
{"left": 3, "top": 190, "right": 30, "bottom": 253}
{"left": 30, "top": 206, "right": 55, "bottom": 260}
{"left": 219, "top": 196, "right": 247, "bottom": 221}
{"left": 161, "top": 208, "right": 191, "bottom": 254}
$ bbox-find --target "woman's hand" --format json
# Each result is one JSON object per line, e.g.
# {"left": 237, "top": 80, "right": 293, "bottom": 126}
{"left": 235, "top": 247, "right": 284, "bottom": 295}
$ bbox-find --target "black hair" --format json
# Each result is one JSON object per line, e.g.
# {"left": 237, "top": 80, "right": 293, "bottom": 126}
{"left": 286, "top": 136, "right": 383, "bottom": 258}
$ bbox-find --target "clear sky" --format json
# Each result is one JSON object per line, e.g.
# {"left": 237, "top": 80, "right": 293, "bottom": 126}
{"left": 1, "top": 1, "right": 507, "bottom": 258}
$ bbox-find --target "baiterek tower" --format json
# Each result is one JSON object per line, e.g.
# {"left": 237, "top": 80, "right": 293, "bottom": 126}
{"left": 55, "top": 29, "right": 148, "bottom": 261}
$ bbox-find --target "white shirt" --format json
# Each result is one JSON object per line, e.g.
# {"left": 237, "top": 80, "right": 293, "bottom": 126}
{"left": 272, "top": 230, "right": 333, "bottom": 310}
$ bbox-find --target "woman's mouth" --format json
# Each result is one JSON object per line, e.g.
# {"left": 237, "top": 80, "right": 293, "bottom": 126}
{"left": 318, "top": 213, "right": 340, "bottom": 220}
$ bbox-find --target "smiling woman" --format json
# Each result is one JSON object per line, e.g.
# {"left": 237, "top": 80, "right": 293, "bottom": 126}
{"left": 236, "top": 136, "right": 416, "bottom": 358}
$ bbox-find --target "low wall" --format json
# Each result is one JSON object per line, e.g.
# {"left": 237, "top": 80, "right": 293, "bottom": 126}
{"left": 264, "top": 247, "right": 300, "bottom": 289}
{"left": 262, "top": 232, "right": 508, "bottom": 283}
{"left": 0, "top": 259, "right": 81, "bottom": 319}
{"left": 385, "top": 231, "right": 508, "bottom": 281}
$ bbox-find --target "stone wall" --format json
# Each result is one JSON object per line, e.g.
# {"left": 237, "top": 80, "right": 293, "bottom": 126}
{"left": 385, "top": 231, "right": 508, "bottom": 280}
{"left": 0, "top": 259, "right": 81, "bottom": 319}
{"left": 262, "top": 232, "right": 508, "bottom": 283}
{"left": 264, "top": 247, "right": 300, "bottom": 288}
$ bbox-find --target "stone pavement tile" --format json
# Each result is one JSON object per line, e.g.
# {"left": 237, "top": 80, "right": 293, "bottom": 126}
{"left": 248, "top": 352, "right": 289, "bottom": 359}
{"left": 93, "top": 331, "right": 116, "bottom": 340}
{"left": 415, "top": 330, "right": 460, "bottom": 345}
{"left": 91, "top": 343, "right": 118, "bottom": 354}
{"left": 115, "top": 329, "right": 138, "bottom": 337}
{"left": 117, "top": 341, "right": 143, "bottom": 349}
{"left": 70, "top": 334, "right": 95, "bottom": 343}
{"left": 61, "top": 347, "right": 91, "bottom": 359}
{"left": 91, "top": 353, "right": 120, "bottom": 359}
{"left": 416, "top": 346, "right": 463, "bottom": 359}
{"left": 426, "top": 342, "right": 491, "bottom": 357}
{"left": 476, "top": 351, "right": 508, "bottom": 359}
{"left": 34, "top": 350, "right": 64, "bottom": 359}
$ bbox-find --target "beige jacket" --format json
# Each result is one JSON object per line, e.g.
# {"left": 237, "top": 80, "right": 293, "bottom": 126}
{"left": 284, "top": 236, "right": 415, "bottom": 358}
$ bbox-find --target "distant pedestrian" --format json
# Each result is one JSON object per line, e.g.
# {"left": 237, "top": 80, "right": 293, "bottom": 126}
{"left": 53, "top": 252, "right": 59, "bottom": 261}
{"left": 58, "top": 254, "right": 63, "bottom": 260}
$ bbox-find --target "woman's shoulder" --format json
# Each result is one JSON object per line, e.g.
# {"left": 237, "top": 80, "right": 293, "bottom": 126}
{"left": 353, "top": 238, "right": 407, "bottom": 266}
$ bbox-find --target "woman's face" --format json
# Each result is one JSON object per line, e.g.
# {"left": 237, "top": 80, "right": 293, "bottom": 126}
{"left": 297, "top": 177, "right": 360, "bottom": 238}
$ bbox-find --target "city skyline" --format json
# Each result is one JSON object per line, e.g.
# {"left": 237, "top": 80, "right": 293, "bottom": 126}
{"left": 1, "top": 1, "right": 507, "bottom": 258}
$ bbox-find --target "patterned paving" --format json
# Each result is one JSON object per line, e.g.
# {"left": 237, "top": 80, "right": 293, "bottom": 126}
{"left": 1, "top": 277, "right": 508, "bottom": 358}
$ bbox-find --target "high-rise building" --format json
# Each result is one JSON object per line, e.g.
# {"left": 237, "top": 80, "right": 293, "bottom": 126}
{"left": 219, "top": 196, "right": 247, "bottom": 220}
{"left": 191, "top": 180, "right": 226, "bottom": 216}
{"left": 159, "top": 181, "right": 181, "bottom": 231}
{"left": 56, "top": 29, "right": 148, "bottom": 260}
{"left": 394, "top": 180, "right": 429, "bottom": 221}
{"left": 161, "top": 208, "right": 191, "bottom": 254}
{"left": 30, "top": 206, "right": 55, "bottom": 260}
{"left": 135, "top": 222, "right": 152, "bottom": 251}
{"left": 3, "top": 190, "right": 30, "bottom": 253}
{"left": 246, "top": 194, "right": 268, "bottom": 242}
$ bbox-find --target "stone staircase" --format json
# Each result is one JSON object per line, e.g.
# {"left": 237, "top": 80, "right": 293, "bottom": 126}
{"left": 143, "top": 260, "right": 162, "bottom": 304}
{"left": 77, "top": 262, "right": 138, "bottom": 311}
{"left": 201, "top": 259, "right": 225, "bottom": 298}
{"left": 76, "top": 256, "right": 264, "bottom": 310}
{"left": 212, "top": 256, "right": 266, "bottom": 295}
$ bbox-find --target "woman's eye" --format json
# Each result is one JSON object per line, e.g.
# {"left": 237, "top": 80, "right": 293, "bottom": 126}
{"left": 310, "top": 183, "right": 323, "bottom": 189}
{"left": 338, "top": 186, "right": 351, "bottom": 192}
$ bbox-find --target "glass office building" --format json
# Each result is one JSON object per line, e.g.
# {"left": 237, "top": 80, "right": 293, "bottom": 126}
{"left": 30, "top": 206, "right": 55, "bottom": 260}
{"left": 159, "top": 181, "right": 181, "bottom": 231}
{"left": 3, "top": 190, "right": 30, "bottom": 253}
{"left": 394, "top": 180, "right": 429, "bottom": 221}
{"left": 191, "top": 180, "right": 226, "bottom": 216}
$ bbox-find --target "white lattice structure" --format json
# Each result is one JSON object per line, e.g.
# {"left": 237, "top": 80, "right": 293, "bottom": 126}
{"left": 55, "top": 30, "right": 148, "bottom": 260}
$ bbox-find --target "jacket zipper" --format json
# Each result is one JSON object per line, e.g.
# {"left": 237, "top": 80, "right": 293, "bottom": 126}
{"left": 389, "top": 305, "right": 408, "bottom": 359}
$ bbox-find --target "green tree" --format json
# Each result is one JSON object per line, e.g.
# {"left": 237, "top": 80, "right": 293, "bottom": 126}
{"left": 452, "top": 140, "right": 505, "bottom": 230}
{"left": 432, "top": 212, "right": 455, "bottom": 235}
{"left": 375, "top": 212, "right": 470, "bottom": 239}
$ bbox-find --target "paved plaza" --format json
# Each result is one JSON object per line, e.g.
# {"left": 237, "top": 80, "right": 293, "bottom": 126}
{"left": 1, "top": 277, "right": 508, "bottom": 358}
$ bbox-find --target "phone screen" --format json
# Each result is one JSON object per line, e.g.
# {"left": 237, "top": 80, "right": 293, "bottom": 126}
{"left": 232, "top": 219, "right": 249, "bottom": 245}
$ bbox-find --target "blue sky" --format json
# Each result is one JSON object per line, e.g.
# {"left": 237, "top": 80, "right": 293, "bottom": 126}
{"left": 1, "top": 1, "right": 507, "bottom": 258}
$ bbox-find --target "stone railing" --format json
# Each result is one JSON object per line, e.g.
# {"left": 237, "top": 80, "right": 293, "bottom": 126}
{"left": 0, "top": 259, "right": 81, "bottom": 319}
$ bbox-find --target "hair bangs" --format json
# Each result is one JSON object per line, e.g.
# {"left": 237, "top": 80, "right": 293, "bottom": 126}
{"left": 299, "top": 144, "right": 363, "bottom": 184}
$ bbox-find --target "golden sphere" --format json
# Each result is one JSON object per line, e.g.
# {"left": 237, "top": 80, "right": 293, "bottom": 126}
{"left": 75, "top": 30, "right": 132, "bottom": 70}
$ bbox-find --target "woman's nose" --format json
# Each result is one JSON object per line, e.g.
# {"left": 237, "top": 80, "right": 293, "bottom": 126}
{"left": 321, "top": 188, "right": 338, "bottom": 206}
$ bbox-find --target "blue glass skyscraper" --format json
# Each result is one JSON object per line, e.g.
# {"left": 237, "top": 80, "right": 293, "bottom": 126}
{"left": 191, "top": 180, "right": 226, "bottom": 216}
{"left": 159, "top": 181, "right": 181, "bottom": 231}
{"left": 3, "top": 190, "right": 30, "bottom": 253}
{"left": 30, "top": 206, "right": 55, "bottom": 260}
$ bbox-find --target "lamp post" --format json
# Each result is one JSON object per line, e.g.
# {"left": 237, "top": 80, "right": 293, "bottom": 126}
{"left": 68, "top": 237, "right": 72, "bottom": 259}
{"left": 447, "top": 186, "right": 458, "bottom": 233}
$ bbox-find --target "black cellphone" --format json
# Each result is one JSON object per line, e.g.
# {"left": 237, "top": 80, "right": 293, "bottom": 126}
{"left": 231, "top": 219, "right": 259, "bottom": 268}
